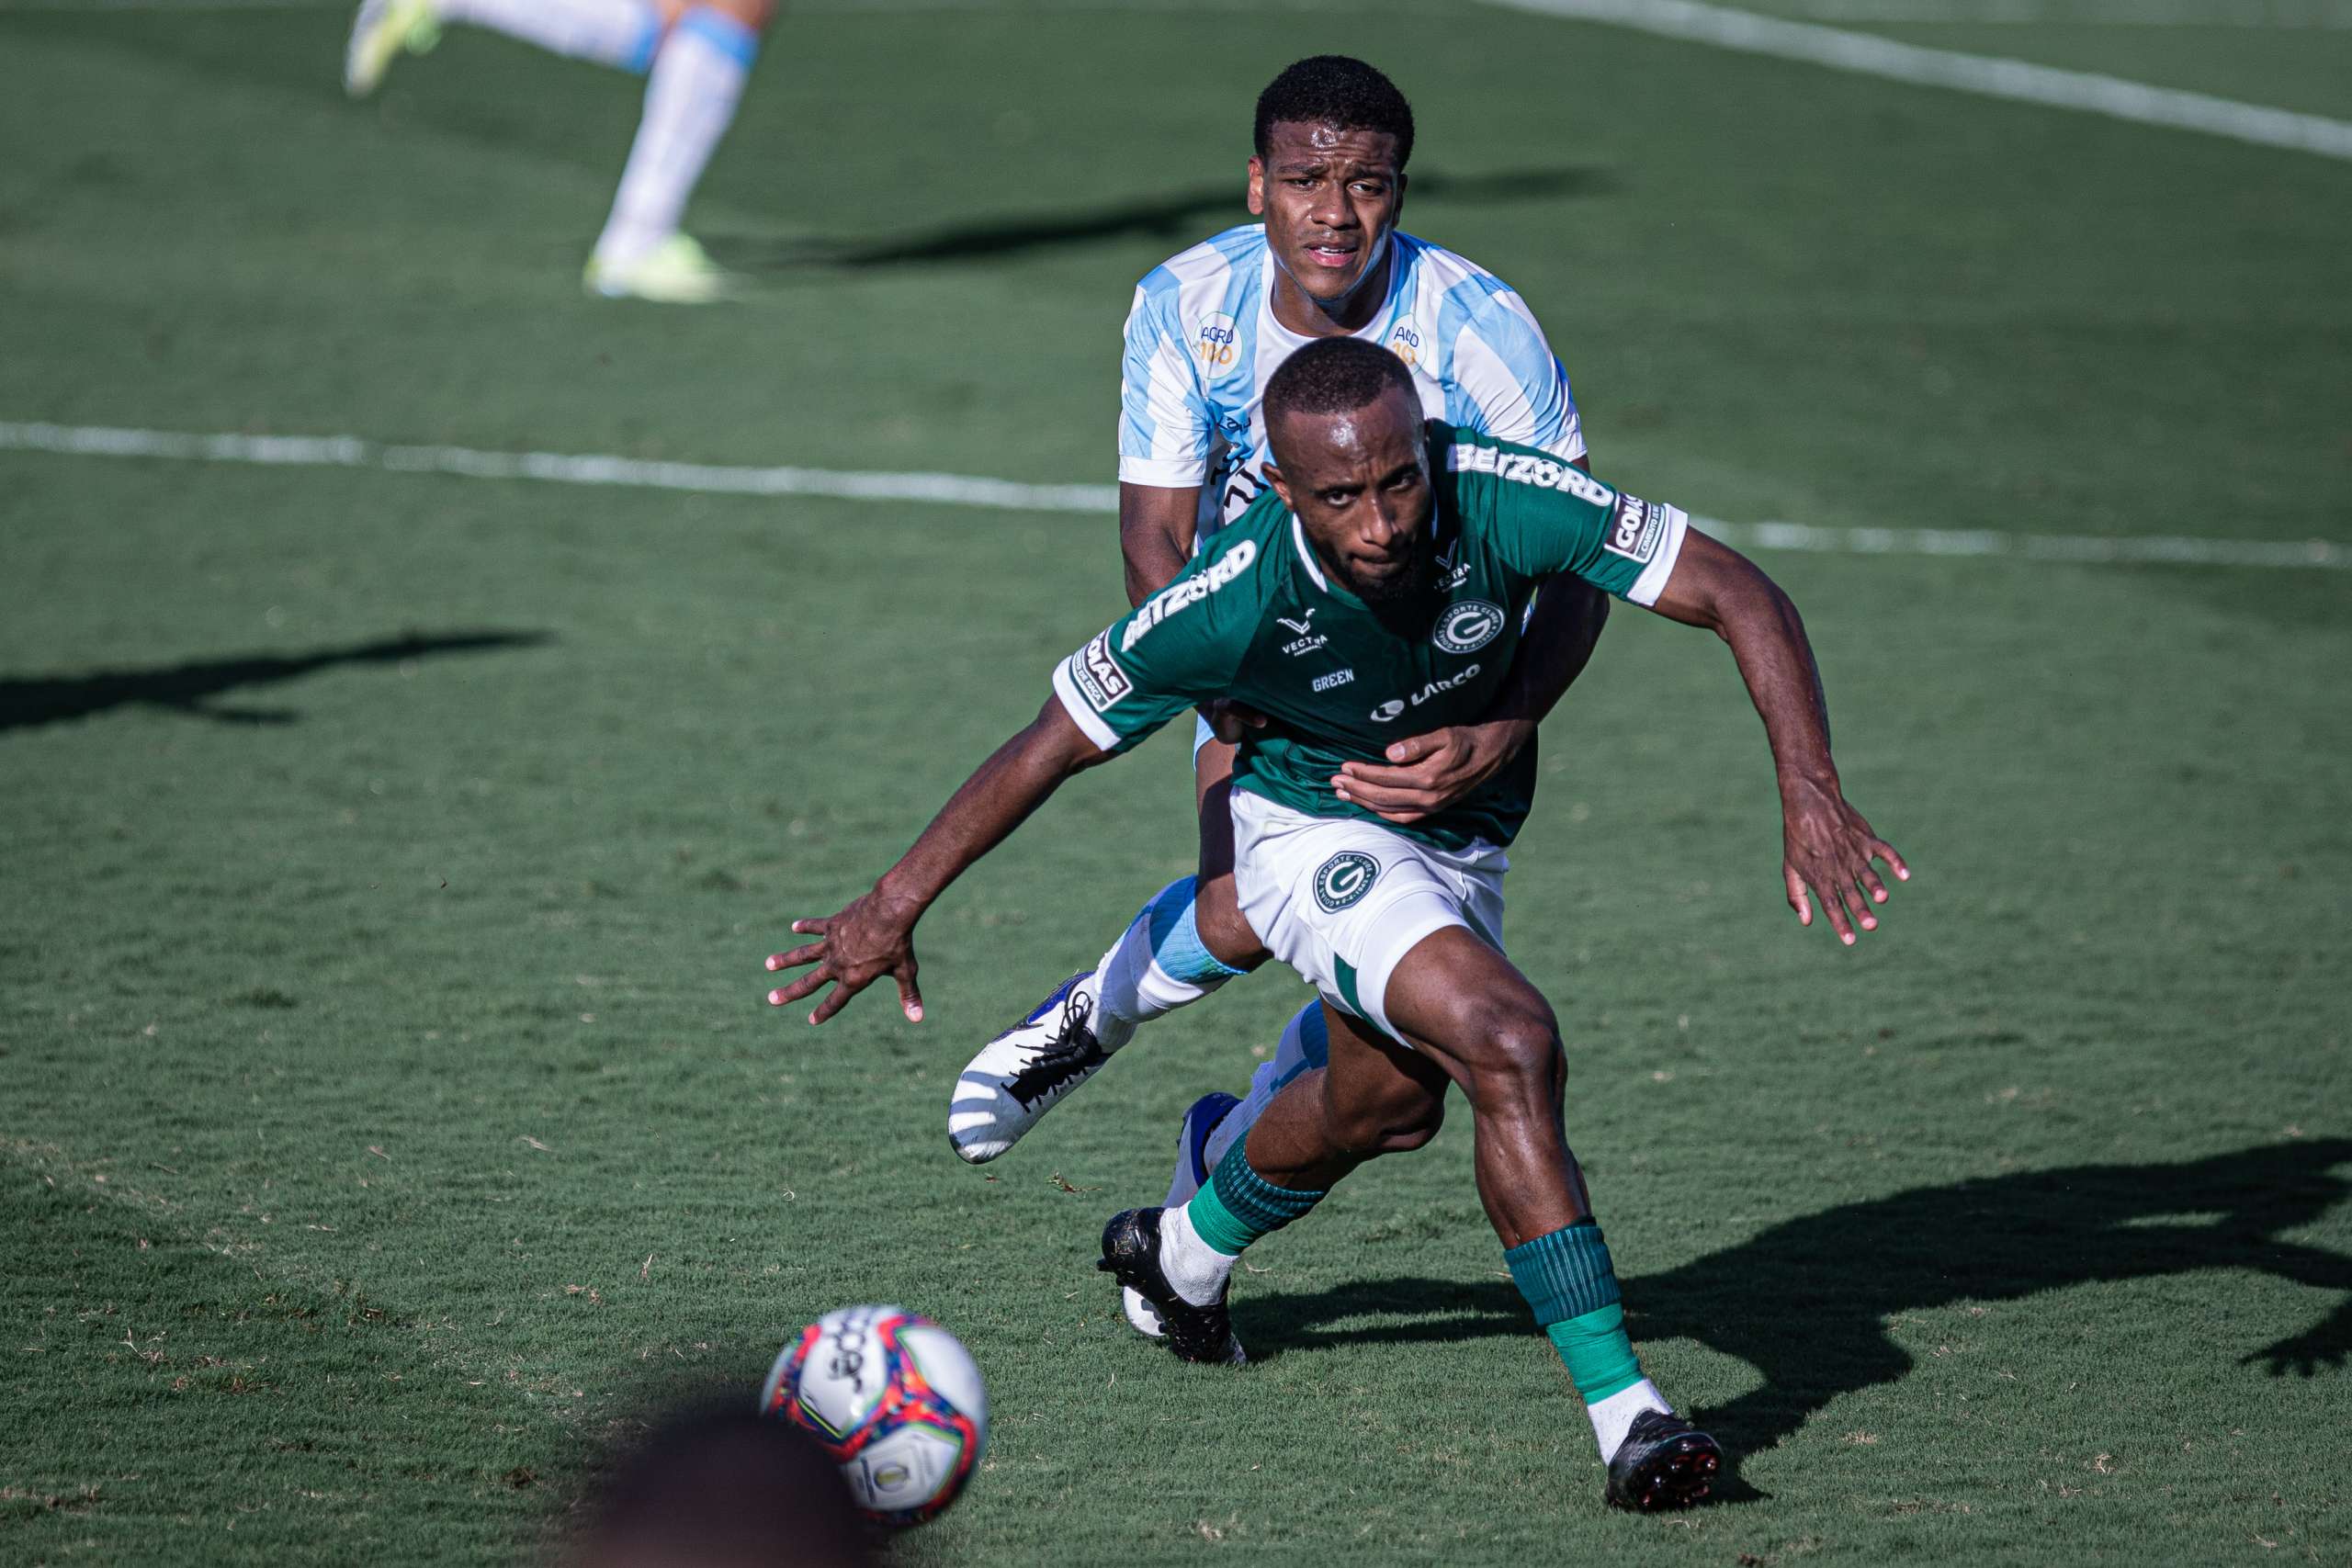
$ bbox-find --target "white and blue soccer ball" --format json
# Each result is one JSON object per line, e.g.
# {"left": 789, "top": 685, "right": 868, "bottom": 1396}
{"left": 761, "top": 1304, "right": 989, "bottom": 1526}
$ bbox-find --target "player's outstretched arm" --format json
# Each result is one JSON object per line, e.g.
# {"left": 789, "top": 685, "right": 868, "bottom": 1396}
{"left": 1645, "top": 529, "right": 1910, "bottom": 944}
{"left": 764, "top": 701, "right": 1111, "bottom": 1025}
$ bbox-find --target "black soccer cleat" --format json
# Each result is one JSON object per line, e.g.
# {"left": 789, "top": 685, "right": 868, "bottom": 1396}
{"left": 1096, "top": 1207, "right": 1247, "bottom": 1366}
{"left": 1604, "top": 1408, "right": 1722, "bottom": 1511}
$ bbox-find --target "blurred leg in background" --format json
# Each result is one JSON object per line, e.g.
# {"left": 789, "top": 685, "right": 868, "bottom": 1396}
{"left": 345, "top": 0, "right": 775, "bottom": 302}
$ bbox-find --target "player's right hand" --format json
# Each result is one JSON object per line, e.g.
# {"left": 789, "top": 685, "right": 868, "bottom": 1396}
{"left": 764, "top": 887, "right": 926, "bottom": 1026}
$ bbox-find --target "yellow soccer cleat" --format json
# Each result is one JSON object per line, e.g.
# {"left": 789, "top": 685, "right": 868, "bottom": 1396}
{"left": 582, "top": 234, "right": 739, "bottom": 304}
{"left": 345, "top": 0, "right": 442, "bottom": 98}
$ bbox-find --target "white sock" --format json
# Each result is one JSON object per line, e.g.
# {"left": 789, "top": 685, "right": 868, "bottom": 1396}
{"left": 438, "top": 0, "right": 664, "bottom": 72}
{"left": 1158, "top": 1203, "right": 1236, "bottom": 1308}
{"left": 593, "top": 7, "right": 758, "bottom": 269}
{"left": 1200, "top": 1002, "right": 1325, "bottom": 1172}
{"left": 1587, "top": 1379, "right": 1671, "bottom": 1463}
{"left": 1092, "top": 878, "right": 1244, "bottom": 1042}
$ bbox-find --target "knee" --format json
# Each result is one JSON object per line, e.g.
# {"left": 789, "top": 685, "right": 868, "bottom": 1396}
{"left": 1192, "top": 878, "right": 1265, "bottom": 971}
{"left": 697, "top": 0, "right": 775, "bottom": 30}
{"left": 1475, "top": 1004, "right": 1564, "bottom": 1104}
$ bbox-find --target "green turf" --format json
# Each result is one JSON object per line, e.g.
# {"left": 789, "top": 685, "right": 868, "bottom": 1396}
{"left": 2, "top": 2, "right": 2347, "bottom": 1563}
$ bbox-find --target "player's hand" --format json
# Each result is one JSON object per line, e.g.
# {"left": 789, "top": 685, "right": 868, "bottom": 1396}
{"left": 1204, "top": 698, "right": 1272, "bottom": 745}
{"left": 1781, "top": 778, "right": 1909, "bottom": 945}
{"left": 1329, "top": 719, "right": 1536, "bottom": 824}
{"left": 763, "top": 886, "right": 925, "bottom": 1026}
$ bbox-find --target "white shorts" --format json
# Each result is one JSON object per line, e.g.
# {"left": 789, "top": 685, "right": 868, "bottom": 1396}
{"left": 1229, "top": 789, "right": 1508, "bottom": 1046}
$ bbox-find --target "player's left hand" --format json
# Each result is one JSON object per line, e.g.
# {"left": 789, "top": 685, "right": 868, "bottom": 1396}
{"left": 1781, "top": 780, "right": 1909, "bottom": 945}
{"left": 763, "top": 887, "right": 926, "bottom": 1025}
{"left": 1329, "top": 719, "right": 1537, "bottom": 823}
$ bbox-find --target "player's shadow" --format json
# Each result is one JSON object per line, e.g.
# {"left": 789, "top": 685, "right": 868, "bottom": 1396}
{"left": 1244, "top": 1138, "right": 2352, "bottom": 1474}
{"left": 0, "top": 629, "right": 553, "bottom": 733}
{"left": 730, "top": 166, "right": 1610, "bottom": 272}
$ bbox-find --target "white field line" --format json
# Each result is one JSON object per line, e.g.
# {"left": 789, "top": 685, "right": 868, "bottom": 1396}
{"left": 4, "top": 418, "right": 2342, "bottom": 571}
{"left": 1481, "top": 0, "right": 2352, "bottom": 161}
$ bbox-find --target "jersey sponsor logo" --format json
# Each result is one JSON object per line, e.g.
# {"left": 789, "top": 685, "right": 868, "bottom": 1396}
{"left": 1311, "top": 668, "right": 1355, "bottom": 693}
{"left": 1278, "top": 607, "right": 1328, "bottom": 657}
{"left": 1369, "top": 663, "right": 1482, "bottom": 721}
{"left": 1069, "top": 631, "right": 1131, "bottom": 713}
{"left": 1193, "top": 310, "right": 1240, "bottom": 376}
{"left": 1603, "top": 494, "right": 1666, "bottom": 564}
{"left": 1434, "top": 599, "right": 1505, "bottom": 655}
{"left": 1120, "top": 538, "right": 1258, "bottom": 653}
{"left": 1313, "top": 851, "right": 1381, "bottom": 913}
{"left": 1386, "top": 322, "right": 1423, "bottom": 370}
{"left": 1448, "top": 442, "right": 1614, "bottom": 508}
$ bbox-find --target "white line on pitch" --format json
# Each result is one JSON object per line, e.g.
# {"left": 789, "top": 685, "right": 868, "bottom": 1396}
{"left": 1480, "top": 0, "right": 2352, "bottom": 161}
{"left": 0, "top": 418, "right": 2341, "bottom": 571}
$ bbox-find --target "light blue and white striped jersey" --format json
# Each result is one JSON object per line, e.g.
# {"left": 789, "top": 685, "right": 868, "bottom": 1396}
{"left": 1118, "top": 224, "right": 1584, "bottom": 547}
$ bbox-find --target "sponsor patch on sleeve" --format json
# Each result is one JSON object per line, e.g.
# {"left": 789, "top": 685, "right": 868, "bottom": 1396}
{"left": 1602, "top": 493, "right": 1667, "bottom": 564}
{"left": 1068, "top": 631, "right": 1133, "bottom": 713}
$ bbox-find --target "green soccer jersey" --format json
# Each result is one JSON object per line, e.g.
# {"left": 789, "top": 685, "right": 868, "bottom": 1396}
{"left": 1051, "top": 421, "right": 1690, "bottom": 850}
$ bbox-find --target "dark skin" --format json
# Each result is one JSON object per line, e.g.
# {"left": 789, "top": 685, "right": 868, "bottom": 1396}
{"left": 1122, "top": 117, "right": 1612, "bottom": 970}
{"left": 768, "top": 389, "right": 1906, "bottom": 1253}
{"left": 764, "top": 386, "right": 1908, "bottom": 1059}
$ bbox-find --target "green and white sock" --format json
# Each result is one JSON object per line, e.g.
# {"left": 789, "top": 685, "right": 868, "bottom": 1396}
{"left": 1159, "top": 1141, "right": 1328, "bottom": 1306}
{"left": 1505, "top": 1218, "right": 1670, "bottom": 1461}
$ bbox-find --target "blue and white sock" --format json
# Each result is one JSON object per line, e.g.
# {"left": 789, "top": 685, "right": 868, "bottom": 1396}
{"left": 594, "top": 7, "right": 760, "bottom": 268}
{"left": 1200, "top": 1002, "right": 1327, "bottom": 1171}
{"left": 1091, "top": 877, "right": 1248, "bottom": 1049}
{"left": 439, "top": 0, "right": 664, "bottom": 73}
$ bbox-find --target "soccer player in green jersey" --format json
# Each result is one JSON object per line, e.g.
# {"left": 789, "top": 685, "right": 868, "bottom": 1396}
{"left": 765, "top": 337, "right": 1908, "bottom": 1509}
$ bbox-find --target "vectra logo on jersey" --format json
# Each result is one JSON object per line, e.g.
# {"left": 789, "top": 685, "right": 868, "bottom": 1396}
{"left": 1434, "top": 600, "right": 1505, "bottom": 655}
{"left": 1313, "top": 851, "right": 1381, "bottom": 913}
{"left": 1386, "top": 323, "right": 1423, "bottom": 369}
{"left": 1193, "top": 311, "right": 1240, "bottom": 375}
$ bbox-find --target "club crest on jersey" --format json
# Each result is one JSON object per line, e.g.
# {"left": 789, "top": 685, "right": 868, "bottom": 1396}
{"left": 1434, "top": 600, "right": 1505, "bottom": 655}
{"left": 1603, "top": 494, "right": 1666, "bottom": 563}
{"left": 1313, "top": 851, "right": 1380, "bottom": 913}
{"left": 1193, "top": 311, "right": 1240, "bottom": 376}
{"left": 1385, "top": 323, "right": 1423, "bottom": 370}
{"left": 1121, "top": 539, "right": 1257, "bottom": 653}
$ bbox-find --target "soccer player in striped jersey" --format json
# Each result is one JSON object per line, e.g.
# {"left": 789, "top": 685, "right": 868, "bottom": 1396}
{"left": 951, "top": 60, "right": 1611, "bottom": 1253}
{"left": 343, "top": 0, "right": 769, "bottom": 302}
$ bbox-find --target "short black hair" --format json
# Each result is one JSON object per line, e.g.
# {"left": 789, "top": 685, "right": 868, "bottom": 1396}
{"left": 1253, "top": 56, "right": 1415, "bottom": 172}
{"left": 1262, "top": 336, "right": 1416, "bottom": 429}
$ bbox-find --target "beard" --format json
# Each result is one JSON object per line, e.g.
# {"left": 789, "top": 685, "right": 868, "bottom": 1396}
{"left": 1339, "top": 536, "right": 1441, "bottom": 636}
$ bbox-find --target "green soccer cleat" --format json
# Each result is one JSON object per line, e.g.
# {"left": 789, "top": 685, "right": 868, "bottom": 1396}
{"left": 344, "top": 0, "right": 442, "bottom": 98}
{"left": 582, "top": 234, "right": 738, "bottom": 304}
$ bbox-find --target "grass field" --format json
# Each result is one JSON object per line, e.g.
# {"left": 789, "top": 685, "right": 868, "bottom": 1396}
{"left": 3, "top": 0, "right": 2348, "bottom": 1563}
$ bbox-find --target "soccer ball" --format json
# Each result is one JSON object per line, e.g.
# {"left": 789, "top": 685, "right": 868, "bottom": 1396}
{"left": 760, "top": 1304, "right": 988, "bottom": 1526}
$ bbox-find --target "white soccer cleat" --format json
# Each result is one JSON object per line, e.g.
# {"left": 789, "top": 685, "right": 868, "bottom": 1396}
{"left": 582, "top": 234, "right": 738, "bottom": 304}
{"left": 345, "top": 0, "right": 441, "bottom": 98}
{"left": 1123, "top": 1089, "right": 1241, "bottom": 1338}
{"left": 948, "top": 972, "right": 1119, "bottom": 1165}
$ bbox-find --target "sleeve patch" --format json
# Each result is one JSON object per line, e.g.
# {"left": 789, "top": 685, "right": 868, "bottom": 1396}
{"left": 1448, "top": 442, "right": 1612, "bottom": 508}
{"left": 1603, "top": 494, "right": 1668, "bottom": 564}
{"left": 1069, "top": 631, "right": 1132, "bottom": 713}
